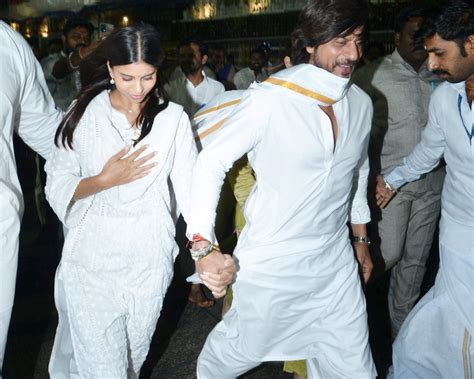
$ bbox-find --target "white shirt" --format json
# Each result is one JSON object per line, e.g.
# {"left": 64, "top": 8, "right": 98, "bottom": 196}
{"left": 386, "top": 81, "right": 474, "bottom": 227}
{"left": 164, "top": 70, "right": 224, "bottom": 116}
{"left": 0, "top": 21, "right": 62, "bottom": 313}
{"left": 41, "top": 51, "right": 81, "bottom": 111}
{"left": 233, "top": 66, "right": 269, "bottom": 90}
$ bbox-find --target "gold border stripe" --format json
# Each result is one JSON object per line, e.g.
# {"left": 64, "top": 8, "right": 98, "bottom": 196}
{"left": 195, "top": 118, "right": 227, "bottom": 141}
{"left": 265, "top": 77, "right": 336, "bottom": 104}
{"left": 193, "top": 99, "right": 241, "bottom": 119}
{"left": 463, "top": 328, "right": 471, "bottom": 379}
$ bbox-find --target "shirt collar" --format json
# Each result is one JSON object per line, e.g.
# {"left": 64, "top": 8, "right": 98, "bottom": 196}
{"left": 262, "top": 64, "right": 349, "bottom": 105}
{"left": 185, "top": 70, "right": 207, "bottom": 88}
{"left": 391, "top": 49, "right": 433, "bottom": 81}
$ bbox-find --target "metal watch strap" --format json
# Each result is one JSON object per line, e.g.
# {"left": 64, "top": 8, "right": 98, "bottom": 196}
{"left": 352, "top": 236, "right": 371, "bottom": 245}
{"left": 190, "top": 243, "right": 218, "bottom": 261}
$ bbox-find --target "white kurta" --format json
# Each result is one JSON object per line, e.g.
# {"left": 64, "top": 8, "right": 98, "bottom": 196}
{"left": 386, "top": 81, "right": 474, "bottom": 378}
{"left": 187, "top": 64, "right": 376, "bottom": 378}
{"left": 0, "top": 21, "right": 62, "bottom": 371}
{"left": 45, "top": 91, "right": 197, "bottom": 377}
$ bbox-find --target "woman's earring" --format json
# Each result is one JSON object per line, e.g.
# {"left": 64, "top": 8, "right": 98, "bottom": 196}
{"left": 110, "top": 78, "right": 115, "bottom": 85}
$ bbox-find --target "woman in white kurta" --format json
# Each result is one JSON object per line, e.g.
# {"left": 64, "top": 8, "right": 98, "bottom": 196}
{"left": 44, "top": 25, "right": 208, "bottom": 378}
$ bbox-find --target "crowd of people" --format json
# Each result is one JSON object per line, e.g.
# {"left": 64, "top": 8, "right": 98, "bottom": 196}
{"left": 0, "top": 0, "right": 472, "bottom": 378}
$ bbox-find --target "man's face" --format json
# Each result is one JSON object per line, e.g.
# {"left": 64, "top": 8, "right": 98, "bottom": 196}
{"left": 395, "top": 16, "right": 427, "bottom": 67}
{"left": 179, "top": 43, "right": 205, "bottom": 76}
{"left": 306, "top": 26, "right": 364, "bottom": 78}
{"left": 63, "top": 26, "right": 90, "bottom": 53}
{"left": 425, "top": 33, "right": 474, "bottom": 83}
{"left": 249, "top": 52, "right": 265, "bottom": 73}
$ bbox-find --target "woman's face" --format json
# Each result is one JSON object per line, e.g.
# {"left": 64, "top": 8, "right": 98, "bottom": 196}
{"left": 108, "top": 60, "right": 157, "bottom": 103}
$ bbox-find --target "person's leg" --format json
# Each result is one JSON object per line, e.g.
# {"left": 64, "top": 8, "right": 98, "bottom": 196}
{"left": 51, "top": 264, "right": 128, "bottom": 378}
{"left": 0, "top": 190, "right": 21, "bottom": 375}
{"left": 310, "top": 261, "right": 376, "bottom": 378}
{"left": 388, "top": 190, "right": 441, "bottom": 337}
{"left": 197, "top": 321, "right": 261, "bottom": 378}
{"left": 391, "top": 282, "right": 471, "bottom": 379}
{"left": 378, "top": 191, "right": 412, "bottom": 271}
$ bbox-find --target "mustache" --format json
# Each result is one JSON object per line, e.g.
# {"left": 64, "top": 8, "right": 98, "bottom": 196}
{"left": 432, "top": 69, "right": 450, "bottom": 76}
{"left": 335, "top": 60, "right": 358, "bottom": 68}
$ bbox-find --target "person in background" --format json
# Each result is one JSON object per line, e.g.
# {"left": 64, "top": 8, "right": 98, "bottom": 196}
{"left": 233, "top": 48, "right": 269, "bottom": 89}
{"left": 352, "top": 6, "right": 445, "bottom": 339}
{"left": 376, "top": 3, "right": 474, "bottom": 377}
{"left": 165, "top": 37, "right": 225, "bottom": 117}
{"left": 210, "top": 45, "right": 236, "bottom": 89}
{"left": 41, "top": 17, "right": 98, "bottom": 111}
{"left": 0, "top": 20, "right": 63, "bottom": 374}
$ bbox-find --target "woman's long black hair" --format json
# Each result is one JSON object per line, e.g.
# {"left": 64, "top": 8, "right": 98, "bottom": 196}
{"left": 55, "top": 23, "right": 169, "bottom": 149}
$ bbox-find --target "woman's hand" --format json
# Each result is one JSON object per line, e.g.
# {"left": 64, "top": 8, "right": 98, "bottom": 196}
{"left": 98, "top": 144, "right": 157, "bottom": 190}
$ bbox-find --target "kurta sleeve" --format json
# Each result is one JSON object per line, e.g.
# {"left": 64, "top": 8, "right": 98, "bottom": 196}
{"left": 16, "top": 52, "right": 63, "bottom": 160}
{"left": 44, "top": 122, "right": 94, "bottom": 228}
{"left": 170, "top": 111, "right": 199, "bottom": 222}
{"left": 186, "top": 91, "right": 265, "bottom": 243}
{"left": 349, "top": 112, "right": 371, "bottom": 225}
{"left": 385, "top": 97, "right": 446, "bottom": 189}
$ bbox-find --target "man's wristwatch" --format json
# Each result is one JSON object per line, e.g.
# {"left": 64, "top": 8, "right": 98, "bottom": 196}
{"left": 352, "top": 236, "right": 371, "bottom": 245}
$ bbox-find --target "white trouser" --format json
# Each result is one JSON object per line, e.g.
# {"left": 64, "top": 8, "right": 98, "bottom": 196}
{"left": 0, "top": 186, "right": 21, "bottom": 376}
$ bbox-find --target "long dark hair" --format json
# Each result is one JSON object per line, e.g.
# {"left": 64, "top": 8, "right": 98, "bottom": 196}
{"left": 291, "top": 0, "right": 369, "bottom": 65}
{"left": 55, "top": 23, "right": 169, "bottom": 149}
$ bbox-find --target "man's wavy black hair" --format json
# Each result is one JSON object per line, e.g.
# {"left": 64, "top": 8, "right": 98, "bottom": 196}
{"left": 417, "top": 1, "right": 473, "bottom": 56}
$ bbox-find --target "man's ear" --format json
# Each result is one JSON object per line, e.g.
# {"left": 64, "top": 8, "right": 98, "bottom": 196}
{"left": 305, "top": 46, "right": 315, "bottom": 55}
{"left": 283, "top": 55, "right": 293, "bottom": 68}
{"left": 394, "top": 32, "right": 401, "bottom": 48}
{"left": 202, "top": 54, "right": 209, "bottom": 65}
{"left": 465, "top": 34, "right": 474, "bottom": 52}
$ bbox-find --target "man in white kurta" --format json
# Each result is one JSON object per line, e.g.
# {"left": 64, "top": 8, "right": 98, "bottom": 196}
{"left": 0, "top": 21, "right": 62, "bottom": 373}
{"left": 187, "top": 61, "right": 376, "bottom": 378}
{"left": 379, "top": 5, "right": 474, "bottom": 374}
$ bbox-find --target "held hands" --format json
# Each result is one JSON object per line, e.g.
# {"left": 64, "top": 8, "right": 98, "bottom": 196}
{"left": 98, "top": 144, "right": 157, "bottom": 190}
{"left": 375, "top": 174, "right": 396, "bottom": 209}
{"left": 193, "top": 241, "right": 236, "bottom": 298}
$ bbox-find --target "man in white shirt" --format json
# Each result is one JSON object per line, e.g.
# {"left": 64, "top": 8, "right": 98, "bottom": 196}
{"left": 165, "top": 38, "right": 224, "bottom": 117}
{"left": 0, "top": 21, "right": 63, "bottom": 374}
{"left": 377, "top": 3, "right": 474, "bottom": 377}
{"left": 233, "top": 48, "right": 269, "bottom": 89}
{"left": 41, "top": 18, "right": 97, "bottom": 111}
{"left": 186, "top": 1, "right": 377, "bottom": 378}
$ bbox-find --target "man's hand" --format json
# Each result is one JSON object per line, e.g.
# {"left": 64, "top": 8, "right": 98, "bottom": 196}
{"left": 375, "top": 174, "right": 396, "bottom": 209}
{"left": 354, "top": 242, "right": 373, "bottom": 284}
{"left": 196, "top": 250, "right": 236, "bottom": 298}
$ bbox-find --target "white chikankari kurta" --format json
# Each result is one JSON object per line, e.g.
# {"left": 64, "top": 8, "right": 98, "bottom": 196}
{"left": 187, "top": 64, "right": 376, "bottom": 377}
{"left": 45, "top": 91, "right": 197, "bottom": 377}
{"left": 386, "top": 81, "right": 474, "bottom": 379}
{"left": 0, "top": 21, "right": 62, "bottom": 370}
